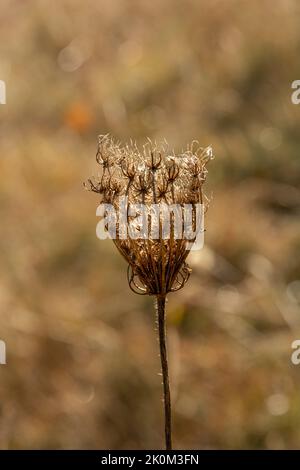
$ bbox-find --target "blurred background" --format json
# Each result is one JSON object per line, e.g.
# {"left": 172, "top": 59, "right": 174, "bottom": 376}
{"left": 0, "top": 0, "right": 300, "bottom": 449}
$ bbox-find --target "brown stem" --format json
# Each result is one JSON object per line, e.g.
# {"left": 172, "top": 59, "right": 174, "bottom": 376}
{"left": 156, "top": 295, "right": 172, "bottom": 450}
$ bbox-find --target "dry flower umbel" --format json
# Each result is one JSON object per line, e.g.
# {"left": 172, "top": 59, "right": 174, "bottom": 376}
{"left": 86, "top": 135, "right": 213, "bottom": 449}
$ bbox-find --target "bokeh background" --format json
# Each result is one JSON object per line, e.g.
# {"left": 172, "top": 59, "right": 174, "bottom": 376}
{"left": 0, "top": 0, "right": 300, "bottom": 449}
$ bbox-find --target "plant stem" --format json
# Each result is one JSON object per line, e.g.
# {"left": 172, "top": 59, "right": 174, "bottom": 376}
{"left": 156, "top": 295, "right": 172, "bottom": 450}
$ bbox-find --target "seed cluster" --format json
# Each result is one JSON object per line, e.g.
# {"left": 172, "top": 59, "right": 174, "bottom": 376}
{"left": 86, "top": 135, "right": 213, "bottom": 295}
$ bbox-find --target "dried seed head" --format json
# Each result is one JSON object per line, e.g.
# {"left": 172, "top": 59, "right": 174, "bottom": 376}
{"left": 86, "top": 135, "right": 213, "bottom": 295}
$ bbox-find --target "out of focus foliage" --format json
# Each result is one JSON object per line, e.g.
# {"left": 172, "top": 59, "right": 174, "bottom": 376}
{"left": 0, "top": 0, "right": 300, "bottom": 449}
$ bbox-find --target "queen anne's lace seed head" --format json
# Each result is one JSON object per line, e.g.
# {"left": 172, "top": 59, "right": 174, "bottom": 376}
{"left": 86, "top": 135, "right": 213, "bottom": 295}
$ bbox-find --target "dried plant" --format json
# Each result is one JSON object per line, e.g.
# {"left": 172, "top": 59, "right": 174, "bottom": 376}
{"left": 86, "top": 135, "right": 213, "bottom": 450}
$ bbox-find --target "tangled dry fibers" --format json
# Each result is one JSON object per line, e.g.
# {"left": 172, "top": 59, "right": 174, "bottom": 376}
{"left": 86, "top": 135, "right": 213, "bottom": 296}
